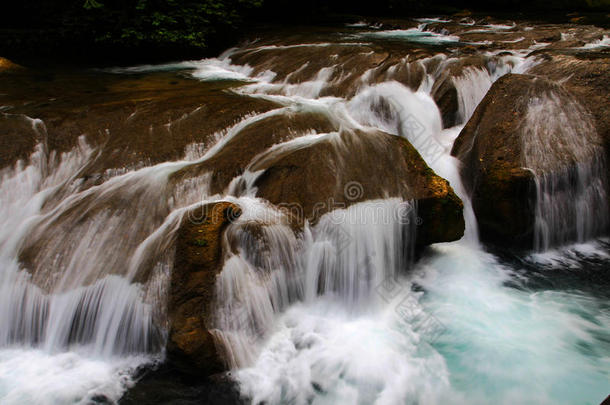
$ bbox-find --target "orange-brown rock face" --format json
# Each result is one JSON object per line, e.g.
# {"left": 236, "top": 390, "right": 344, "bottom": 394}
{"left": 167, "top": 201, "right": 241, "bottom": 374}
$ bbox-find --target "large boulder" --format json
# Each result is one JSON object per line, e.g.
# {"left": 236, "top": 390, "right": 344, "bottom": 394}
{"left": 451, "top": 73, "right": 606, "bottom": 248}
{"left": 167, "top": 201, "right": 242, "bottom": 375}
{"left": 529, "top": 51, "right": 610, "bottom": 161}
{"left": 250, "top": 128, "right": 464, "bottom": 246}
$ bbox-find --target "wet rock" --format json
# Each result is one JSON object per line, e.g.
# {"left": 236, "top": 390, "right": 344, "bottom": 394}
{"left": 432, "top": 76, "right": 459, "bottom": 129}
{"left": 0, "top": 57, "right": 22, "bottom": 71}
{"left": 0, "top": 71, "right": 278, "bottom": 171}
{"left": 529, "top": 51, "right": 610, "bottom": 161}
{"left": 172, "top": 109, "right": 337, "bottom": 194}
{"left": 167, "top": 201, "right": 242, "bottom": 375}
{"left": 230, "top": 43, "right": 382, "bottom": 86}
{"left": 229, "top": 42, "right": 401, "bottom": 98}
{"left": 366, "top": 54, "right": 427, "bottom": 93}
{"left": 431, "top": 55, "right": 488, "bottom": 128}
{"left": 451, "top": 73, "right": 605, "bottom": 248}
{"left": 452, "top": 74, "right": 541, "bottom": 247}
{"left": 0, "top": 113, "right": 42, "bottom": 168}
{"left": 251, "top": 128, "right": 464, "bottom": 246}
{"left": 89, "top": 394, "right": 112, "bottom": 404}
{"left": 120, "top": 363, "right": 243, "bottom": 405}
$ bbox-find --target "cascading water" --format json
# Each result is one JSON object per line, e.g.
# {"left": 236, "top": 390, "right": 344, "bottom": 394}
{"left": 521, "top": 88, "right": 609, "bottom": 251}
{"left": 0, "top": 136, "right": 166, "bottom": 403}
{"left": 194, "top": 28, "right": 607, "bottom": 405}
{"left": 0, "top": 109, "right": 305, "bottom": 402}
{"left": 1, "top": 17, "right": 609, "bottom": 405}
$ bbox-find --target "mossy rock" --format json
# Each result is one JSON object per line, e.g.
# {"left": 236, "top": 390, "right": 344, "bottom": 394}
{"left": 167, "top": 201, "right": 242, "bottom": 375}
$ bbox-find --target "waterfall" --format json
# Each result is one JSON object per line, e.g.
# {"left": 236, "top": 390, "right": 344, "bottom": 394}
{"left": 194, "top": 38, "right": 491, "bottom": 403}
{"left": 1, "top": 18, "right": 609, "bottom": 405}
{"left": 0, "top": 143, "right": 159, "bottom": 402}
{"left": 172, "top": 29, "right": 608, "bottom": 405}
{"left": 521, "top": 88, "right": 609, "bottom": 250}
{"left": 0, "top": 144, "right": 176, "bottom": 356}
{"left": 0, "top": 127, "right": 224, "bottom": 402}
{"left": 211, "top": 198, "right": 417, "bottom": 369}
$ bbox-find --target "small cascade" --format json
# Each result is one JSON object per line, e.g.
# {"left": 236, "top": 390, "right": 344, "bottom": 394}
{"left": 453, "top": 67, "right": 495, "bottom": 124}
{"left": 211, "top": 198, "right": 304, "bottom": 368}
{"left": 0, "top": 141, "right": 169, "bottom": 402}
{"left": 211, "top": 198, "right": 417, "bottom": 368}
{"left": 0, "top": 142, "right": 182, "bottom": 356}
{"left": 0, "top": 97, "right": 303, "bottom": 358}
{"left": 343, "top": 80, "right": 480, "bottom": 243}
{"left": 521, "top": 89, "right": 609, "bottom": 250}
{"left": 347, "top": 81, "right": 443, "bottom": 142}
{"left": 452, "top": 55, "right": 534, "bottom": 125}
{"left": 0, "top": 128, "right": 234, "bottom": 401}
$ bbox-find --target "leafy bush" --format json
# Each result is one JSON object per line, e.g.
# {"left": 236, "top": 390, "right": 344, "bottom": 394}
{"left": 81, "top": 0, "right": 263, "bottom": 48}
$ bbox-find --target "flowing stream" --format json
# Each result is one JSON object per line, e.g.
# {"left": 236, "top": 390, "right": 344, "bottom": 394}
{"left": 0, "top": 20, "right": 608, "bottom": 405}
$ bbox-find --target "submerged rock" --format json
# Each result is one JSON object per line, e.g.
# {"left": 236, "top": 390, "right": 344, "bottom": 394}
{"left": 452, "top": 73, "right": 607, "bottom": 248}
{"left": 167, "top": 201, "right": 242, "bottom": 375}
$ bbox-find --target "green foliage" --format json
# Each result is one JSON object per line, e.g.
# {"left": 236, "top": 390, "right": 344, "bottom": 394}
{"left": 585, "top": 0, "right": 610, "bottom": 7}
{"left": 192, "top": 238, "right": 209, "bottom": 247}
{"left": 83, "top": 0, "right": 104, "bottom": 10}
{"left": 76, "top": 0, "right": 263, "bottom": 49}
{"left": 3, "top": 0, "right": 606, "bottom": 63}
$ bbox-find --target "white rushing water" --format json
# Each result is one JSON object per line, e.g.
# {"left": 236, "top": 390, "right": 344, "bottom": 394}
{"left": 521, "top": 85, "right": 609, "bottom": 251}
{"left": 2, "top": 21, "right": 609, "bottom": 405}
{"left": 190, "top": 33, "right": 606, "bottom": 405}
{"left": 358, "top": 28, "right": 460, "bottom": 45}
{"left": 0, "top": 131, "right": 178, "bottom": 403}
{"left": 142, "top": 38, "right": 607, "bottom": 404}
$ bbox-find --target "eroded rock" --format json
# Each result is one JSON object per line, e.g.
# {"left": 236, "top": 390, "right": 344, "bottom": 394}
{"left": 167, "top": 201, "right": 242, "bottom": 375}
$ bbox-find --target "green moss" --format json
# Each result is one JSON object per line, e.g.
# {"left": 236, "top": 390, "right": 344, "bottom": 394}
{"left": 192, "top": 238, "right": 208, "bottom": 247}
{"left": 423, "top": 166, "right": 435, "bottom": 180}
